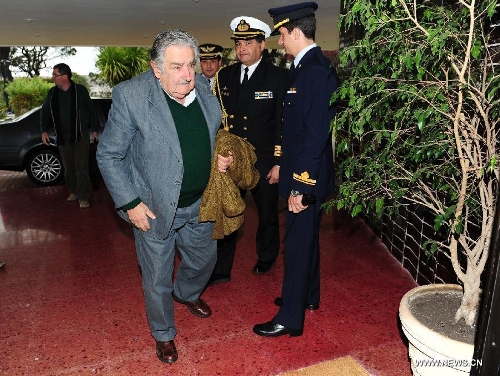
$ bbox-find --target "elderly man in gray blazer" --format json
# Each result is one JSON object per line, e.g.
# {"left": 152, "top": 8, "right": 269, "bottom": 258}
{"left": 97, "top": 29, "right": 233, "bottom": 364}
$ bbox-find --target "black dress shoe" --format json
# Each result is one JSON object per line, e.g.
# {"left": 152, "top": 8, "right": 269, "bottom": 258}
{"left": 274, "top": 297, "right": 320, "bottom": 311}
{"left": 207, "top": 274, "right": 231, "bottom": 287}
{"left": 252, "top": 260, "right": 276, "bottom": 275}
{"left": 156, "top": 340, "right": 178, "bottom": 363}
{"left": 253, "top": 320, "right": 303, "bottom": 337}
{"left": 173, "top": 295, "right": 212, "bottom": 318}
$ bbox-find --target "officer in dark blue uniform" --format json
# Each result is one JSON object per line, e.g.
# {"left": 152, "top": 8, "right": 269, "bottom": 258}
{"left": 253, "top": 2, "right": 339, "bottom": 337}
{"left": 208, "top": 16, "right": 288, "bottom": 285}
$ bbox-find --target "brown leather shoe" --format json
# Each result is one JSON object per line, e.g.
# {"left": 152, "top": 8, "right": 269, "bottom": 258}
{"left": 173, "top": 295, "right": 212, "bottom": 318}
{"left": 155, "top": 340, "right": 178, "bottom": 363}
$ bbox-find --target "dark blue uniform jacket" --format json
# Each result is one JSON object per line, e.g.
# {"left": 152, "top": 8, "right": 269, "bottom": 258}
{"left": 278, "top": 46, "right": 339, "bottom": 200}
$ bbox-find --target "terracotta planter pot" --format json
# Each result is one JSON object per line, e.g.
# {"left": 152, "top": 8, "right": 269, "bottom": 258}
{"left": 399, "top": 284, "right": 475, "bottom": 376}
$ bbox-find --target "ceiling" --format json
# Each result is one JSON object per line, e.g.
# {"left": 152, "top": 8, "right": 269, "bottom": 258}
{"left": 0, "top": 0, "right": 340, "bottom": 51}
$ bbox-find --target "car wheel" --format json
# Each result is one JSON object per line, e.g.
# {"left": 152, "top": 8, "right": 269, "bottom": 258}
{"left": 26, "top": 149, "right": 64, "bottom": 186}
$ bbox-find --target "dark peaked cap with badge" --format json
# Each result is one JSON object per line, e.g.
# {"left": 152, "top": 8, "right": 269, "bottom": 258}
{"left": 268, "top": 1, "right": 318, "bottom": 36}
{"left": 199, "top": 43, "right": 223, "bottom": 60}
{"left": 230, "top": 16, "right": 271, "bottom": 40}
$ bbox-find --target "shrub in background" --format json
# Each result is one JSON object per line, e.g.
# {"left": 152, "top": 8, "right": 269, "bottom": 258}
{"left": 4, "top": 76, "right": 53, "bottom": 115}
{"left": 0, "top": 95, "right": 7, "bottom": 116}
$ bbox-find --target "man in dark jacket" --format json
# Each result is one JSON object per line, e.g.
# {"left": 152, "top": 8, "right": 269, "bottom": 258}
{"left": 209, "top": 16, "right": 288, "bottom": 285}
{"left": 40, "top": 63, "right": 98, "bottom": 208}
{"left": 253, "top": 2, "right": 340, "bottom": 337}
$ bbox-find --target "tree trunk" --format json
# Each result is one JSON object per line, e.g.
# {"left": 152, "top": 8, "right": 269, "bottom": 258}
{"left": 454, "top": 277, "right": 481, "bottom": 327}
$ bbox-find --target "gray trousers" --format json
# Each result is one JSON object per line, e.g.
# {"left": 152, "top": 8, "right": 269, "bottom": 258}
{"left": 134, "top": 198, "right": 216, "bottom": 342}
{"left": 58, "top": 136, "right": 91, "bottom": 201}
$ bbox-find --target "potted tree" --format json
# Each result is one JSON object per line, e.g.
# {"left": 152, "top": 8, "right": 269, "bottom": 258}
{"left": 328, "top": 0, "right": 499, "bottom": 374}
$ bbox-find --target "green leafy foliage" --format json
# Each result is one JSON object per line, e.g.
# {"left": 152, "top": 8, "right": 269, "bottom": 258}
{"left": 95, "top": 47, "right": 150, "bottom": 87}
{"left": 4, "top": 76, "right": 53, "bottom": 115}
{"left": 331, "top": 0, "right": 500, "bottom": 325}
{"left": 0, "top": 95, "right": 7, "bottom": 117}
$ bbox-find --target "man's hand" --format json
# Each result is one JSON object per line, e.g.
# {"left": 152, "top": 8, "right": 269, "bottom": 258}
{"left": 41, "top": 132, "right": 51, "bottom": 145}
{"left": 266, "top": 165, "right": 280, "bottom": 184}
{"left": 288, "top": 194, "right": 307, "bottom": 213}
{"left": 91, "top": 131, "right": 98, "bottom": 143}
{"left": 217, "top": 151, "right": 234, "bottom": 173}
{"left": 127, "top": 202, "right": 156, "bottom": 232}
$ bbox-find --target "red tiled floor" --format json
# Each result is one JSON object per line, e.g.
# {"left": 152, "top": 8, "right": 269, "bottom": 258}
{"left": 0, "top": 171, "right": 416, "bottom": 375}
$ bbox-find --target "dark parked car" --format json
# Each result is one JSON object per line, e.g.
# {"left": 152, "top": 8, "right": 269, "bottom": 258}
{"left": 0, "top": 98, "right": 111, "bottom": 186}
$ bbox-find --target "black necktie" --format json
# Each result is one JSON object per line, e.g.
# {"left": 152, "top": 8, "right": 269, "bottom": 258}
{"left": 241, "top": 67, "right": 249, "bottom": 87}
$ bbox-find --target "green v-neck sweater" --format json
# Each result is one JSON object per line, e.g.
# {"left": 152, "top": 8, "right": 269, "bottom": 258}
{"left": 165, "top": 95, "right": 211, "bottom": 208}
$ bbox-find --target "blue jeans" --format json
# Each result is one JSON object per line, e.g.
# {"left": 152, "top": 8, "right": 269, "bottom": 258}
{"left": 134, "top": 198, "right": 216, "bottom": 341}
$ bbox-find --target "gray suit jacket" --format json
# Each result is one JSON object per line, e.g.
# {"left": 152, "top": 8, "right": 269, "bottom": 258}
{"left": 97, "top": 70, "right": 222, "bottom": 239}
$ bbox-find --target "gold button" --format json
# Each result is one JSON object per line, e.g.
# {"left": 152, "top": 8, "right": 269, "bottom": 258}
{"left": 243, "top": 127, "right": 247, "bottom": 131}
{"left": 243, "top": 116, "right": 247, "bottom": 120}
{"left": 229, "top": 125, "right": 234, "bottom": 129}
{"left": 230, "top": 115, "right": 234, "bottom": 119}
